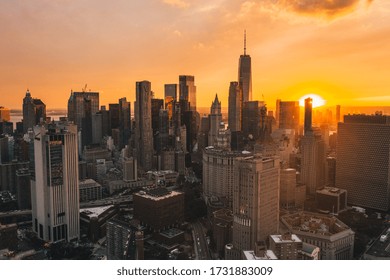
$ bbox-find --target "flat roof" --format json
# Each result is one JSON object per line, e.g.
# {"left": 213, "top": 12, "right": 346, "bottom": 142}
{"left": 135, "top": 189, "right": 183, "bottom": 201}
{"left": 270, "top": 234, "right": 302, "bottom": 243}
{"left": 243, "top": 250, "right": 278, "bottom": 260}
{"left": 80, "top": 205, "right": 114, "bottom": 218}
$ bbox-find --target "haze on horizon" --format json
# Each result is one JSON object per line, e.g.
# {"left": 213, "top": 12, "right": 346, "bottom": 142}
{"left": 1, "top": 0, "right": 389, "bottom": 109}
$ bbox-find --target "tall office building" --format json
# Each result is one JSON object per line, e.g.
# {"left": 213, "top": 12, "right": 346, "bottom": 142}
{"left": 135, "top": 81, "right": 154, "bottom": 171}
{"left": 304, "top": 98, "right": 313, "bottom": 135}
{"left": 301, "top": 131, "right": 326, "bottom": 195}
{"left": 31, "top": 123, "right": 79, "bottom": 242}
{"left": 67, "top": 90, "right": 99, "bottom": 131}
{"left": 208, "top": 94, "right": 222, "bottom": 147}
{"left": 164, "top": 84, "right": 177, "bottom": 101}
{"left": 232, "top": 155, "right": 280, "bottom": 257}
{"left": 242, "top": 101, "right": 263, "bottom": 140}
{"left": 23, "top": 90, "right": 46, "bottom": 133}
{"left": 278, "top": 100, "right": 300, "bottom": 133}
{"left": 336, "top": 105, "right": 341, "bottom": 124}
{"left": 202, "top": 147, "right": 248, "bottom": 208}
{"left": 238, "top": 31, "right": 252, "bottom": 102}
{"left": 336, "top": 114, "right": 390, "bottom": 211}
{"left": 179, "top": 75, "right": 197, "bottom": 112}
{"left": 228, "top": 82, "right": 242, "bottom": 132}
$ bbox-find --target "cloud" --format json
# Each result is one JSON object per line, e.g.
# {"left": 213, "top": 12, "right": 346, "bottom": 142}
{"left": 275, "top": 0, "right": 375, "bottom": 18}
{"left": 173, "top": 30, "right": 182, "bottom": 37}
{"left": 162, "top": 0, "right": 189, "bottom": 9}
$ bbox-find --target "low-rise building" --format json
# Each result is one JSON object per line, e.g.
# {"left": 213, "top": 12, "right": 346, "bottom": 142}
{"left": 281, "top": 211, "right": 355, "bottom": 260}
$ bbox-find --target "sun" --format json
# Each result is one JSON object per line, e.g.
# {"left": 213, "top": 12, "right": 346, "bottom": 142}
{"left": 299, "top": 94, "right": 326, "bottom": 108}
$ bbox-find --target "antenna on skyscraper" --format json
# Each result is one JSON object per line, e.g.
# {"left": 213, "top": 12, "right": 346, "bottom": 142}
{"left": 244, "top": 30, "right": 246, "bottom": 55}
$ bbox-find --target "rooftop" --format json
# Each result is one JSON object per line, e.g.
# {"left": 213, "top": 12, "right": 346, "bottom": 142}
{"left": 316, "top": 187, "right": 347, "bottom": 196}
{"left": 270, "top": 233, "right": 302, "bottom": 244}
{"left": 243, "top": 250, "right": 278, "bottom": 260}
{"left": 281, "top": 211, "right": 352, "bottom": 237}
{"left": 135, "top": 188, "right": 182, "bottom": 201}
{"left": 80, "top": 205, "right": 114, "bottom": 218}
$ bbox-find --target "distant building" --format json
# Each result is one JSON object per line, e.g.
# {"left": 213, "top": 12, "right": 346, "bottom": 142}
{"left": 238, "top": 31, "right": 252, "bottom": 102}
{"left": 135, "top": 81, "right": 154, "bottom": 171}
{"left": 276, "top": 100, "right": 300, "bottom": 134}
{"left": 0, "top": 106, "right": 10, "bottom": 122}
{"left": 16, "top": 168, "right": 31, "bottom": 210}
{"left": 179, "top": 75, "right": 197, "bottom": 112}
{"left": 0, "top": 223, "right": 18, "bottom": 251}
{"left": 23, "top": 90, "right": 46, "bottom": 133}
{"left": 281, "top": 212, "right": 355, "bottom": 260}
{"left": 228, "top": 82, "right": 242, "bottom": 132}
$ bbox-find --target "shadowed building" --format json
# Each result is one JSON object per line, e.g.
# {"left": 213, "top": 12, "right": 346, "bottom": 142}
{"left": 135, "top": 81, "right": 154, "bottom": 171}
{"left": 336, "top": 114, "right": 390, "bottom": 211}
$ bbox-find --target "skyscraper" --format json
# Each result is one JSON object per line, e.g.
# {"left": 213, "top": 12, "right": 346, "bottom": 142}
{"left": 232, "top": 155, "right": 280, "bottom": 257}
{"left": 31, "top": 123, "right": 79, "bottom": 242}
{"left": 336, "top": 114, "right": 390, "bottom": 211}
{"left": 119, "top": 97, "right": 131, "bottom": 149}
{"left": 300, "top": 100, "right": 326, "bottom": 194}
{"left": 228, "top": 81, "right": 242, "bottom": 132}
{"left": 208, "top": 94, "right": 222, "bottom": 147}
{"left": 238, "top": 31, "right": 252, "bottom": 102}
{"left": 67, "top": 90, "right": 99, "bottom": 131}
{"left": 278, "top": 100, "right": 300, "bottom": 133}
{"left": 179, "top": 75, "right": 197, "bottom": 112}
{"left": 304, "top": 98, "right": 313, "bottom": 135}
{"left": 23, "top": 90, "right": 46, "bottom": 133}
{"left": 135, "top": 81, "right": 154, "bottom": 171}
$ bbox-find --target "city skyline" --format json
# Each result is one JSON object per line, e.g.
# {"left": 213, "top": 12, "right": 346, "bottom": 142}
{"left": 1, "top": 1, "right": 390, "bottom": 109}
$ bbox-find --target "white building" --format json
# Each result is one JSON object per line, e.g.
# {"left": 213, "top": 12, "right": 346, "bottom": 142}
{"left": 31, "top": 123, "right": 80, "bottom": 242}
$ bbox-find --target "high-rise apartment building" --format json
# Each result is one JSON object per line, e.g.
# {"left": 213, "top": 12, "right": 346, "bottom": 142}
{"left": 179, "top": 75, "right": 197, "bottom": 112}
{"left": 228, "top": 82, "right": 242, "bottom": 132}
{"left": 336, "top": 114, "right": 390, "bottom": 211}
{"left": 135, "top": 81, "right": 154, "bottom": 171}
{"left": 31, "top": 123, "right": 79, "bottom": 242}
{"left": 238, "top": 31, "right": 252, "bottom": 102}
{"left": 232, "top": 155, "right": 280, "bottom": 257}
{"left": 23, "top": 90, "right": 46, "bottom": 133}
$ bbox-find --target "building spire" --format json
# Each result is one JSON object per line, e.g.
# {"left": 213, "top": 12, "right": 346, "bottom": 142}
{"left": 244, "top": 30, "right": 246, "bottom": 55}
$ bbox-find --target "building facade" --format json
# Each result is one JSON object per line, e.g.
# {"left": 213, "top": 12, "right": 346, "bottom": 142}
{"left": 31, "top": 123, "right": 80, "bottom": 242}
{"left": 232, "top": 155, "right": 280, "bottom": 257}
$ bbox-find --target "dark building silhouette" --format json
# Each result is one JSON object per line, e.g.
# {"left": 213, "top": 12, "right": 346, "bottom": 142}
{"left": 23, "top": 89, "right": 46, "bottom": 133}
{"left": 135, "top": 81, "right": 154, "bottom": 171}
{"left": 304, "top": 98, "right": 313, "bottom": 135}
{"left": 179, "top": 75, "right": 196, "bottom": 112}
{"left": 228, "top": 81, "right": 242, "bottom": 132}
{"left": 238, "top": 31, "right": 252, "bottom": 102}
{"left": 336, "top": 114, "right": 390, "bottom": 211}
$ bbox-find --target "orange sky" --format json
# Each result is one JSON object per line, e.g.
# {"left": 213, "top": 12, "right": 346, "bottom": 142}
{"left": 1, "top": 0, "right": 389, "bottom": 110}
